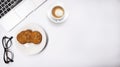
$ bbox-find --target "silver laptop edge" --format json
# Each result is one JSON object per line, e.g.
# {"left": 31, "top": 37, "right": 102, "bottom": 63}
{"left": 9, "top": 0, "right": 47, "bottom": 32}
{"left": 0, "top": 0, "right": 47, "bottom": 32}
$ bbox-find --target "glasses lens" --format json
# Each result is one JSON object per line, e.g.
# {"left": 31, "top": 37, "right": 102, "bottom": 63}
{"left": 6, "top": 39, "right": 12, "bottom": 48}
{"left": 2, "top": 36, "right": 13, "bottom": 48}
{"left": 4, "top": 50, "right": 14, "bottom": 62}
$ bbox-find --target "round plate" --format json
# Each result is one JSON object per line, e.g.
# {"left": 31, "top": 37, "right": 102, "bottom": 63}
{"left": 15, "top": 23, "right": 48, "bottom": 55}
{"left": 47, "top": 3, "right": 69, "bottom": 24}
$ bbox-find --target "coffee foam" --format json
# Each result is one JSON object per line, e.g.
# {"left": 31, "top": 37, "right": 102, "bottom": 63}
{"left": 55, "top": 8, "right": 64, "bottom": 17}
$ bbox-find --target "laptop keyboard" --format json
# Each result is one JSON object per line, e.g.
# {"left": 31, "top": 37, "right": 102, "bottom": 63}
{"left": 0, "top": 0, "right": 22, "bottom": 18}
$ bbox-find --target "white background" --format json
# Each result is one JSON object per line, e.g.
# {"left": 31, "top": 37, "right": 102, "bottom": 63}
{"left": 0, "top": 0, "right": 120, "bottom": 67}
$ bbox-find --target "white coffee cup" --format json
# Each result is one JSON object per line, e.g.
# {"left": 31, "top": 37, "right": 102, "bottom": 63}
{"left": 48, "top": 2, "right": 68, "bottom": 24}
{"left": 51, "top": 5, "right": 65, "bottom": 20}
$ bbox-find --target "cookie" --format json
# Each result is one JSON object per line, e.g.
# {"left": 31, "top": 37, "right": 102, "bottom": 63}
{"left": 17, "top": 31, "right": 27, "bottom": 44}
{"left": 23, "top": 29, "right": 32, "bottom": 43}
{"left": 31, "top": 31, "right": 42, "bottom": 44}
{"left": 17, "top": 29, "right": 42, "bottom": 45}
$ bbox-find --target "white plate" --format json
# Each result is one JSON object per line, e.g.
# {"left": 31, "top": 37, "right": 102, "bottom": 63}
{"left": 14, "top": 23, "right": 48, "bottom": 55}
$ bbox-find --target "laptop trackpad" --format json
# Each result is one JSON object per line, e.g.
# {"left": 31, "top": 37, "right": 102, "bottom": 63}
{"left": 1, "top": 10, "right": 21, "bottom": 31}
{"left": 14, "top": 0, "right": 35, "bottom": 19}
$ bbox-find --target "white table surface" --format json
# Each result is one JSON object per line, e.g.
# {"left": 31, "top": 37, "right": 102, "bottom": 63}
{"left": 0, "top": 0, "right": 120, "bottom": 67}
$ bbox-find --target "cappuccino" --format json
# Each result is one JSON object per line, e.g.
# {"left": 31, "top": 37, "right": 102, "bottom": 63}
{"left": 52, "top": 6, "right": 64, "bottom": 19}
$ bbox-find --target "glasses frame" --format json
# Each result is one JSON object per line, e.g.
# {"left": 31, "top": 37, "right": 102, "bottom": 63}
{"left": 2, "top": 36, "right": 14, "bottom": 64}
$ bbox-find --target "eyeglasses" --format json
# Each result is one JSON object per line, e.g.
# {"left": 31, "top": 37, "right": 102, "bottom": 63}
{"left": 2, "top": 36, "right": 14, "bottom": 64}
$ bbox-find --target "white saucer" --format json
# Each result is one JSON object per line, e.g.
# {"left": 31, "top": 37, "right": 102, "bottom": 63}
{"left": 48, "top": 3, "right": 69, "bottom": 24}
{"left": 14, "top": 23, "right": 48, "bottom": 55}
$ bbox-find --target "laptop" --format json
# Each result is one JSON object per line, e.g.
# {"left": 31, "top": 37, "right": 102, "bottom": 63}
{"left": 0, "top": 0, "right": 47, "bottom": 32}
